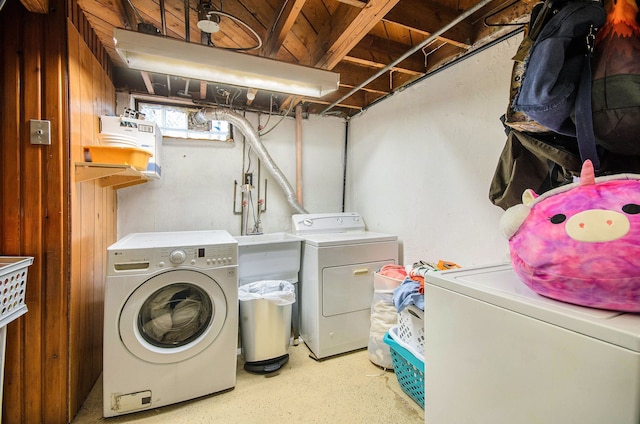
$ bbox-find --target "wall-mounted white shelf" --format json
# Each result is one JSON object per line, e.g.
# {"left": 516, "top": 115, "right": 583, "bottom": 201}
{"left": 74, "top": 162, "right": 149, "bottom": 189}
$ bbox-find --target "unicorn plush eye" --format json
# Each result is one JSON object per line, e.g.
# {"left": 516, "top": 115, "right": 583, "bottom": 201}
{"left": 549, "top": 214, "right": 566, "bottom": 224}
{"left": 622, "top": 204, "right": 640, "bottom": 215}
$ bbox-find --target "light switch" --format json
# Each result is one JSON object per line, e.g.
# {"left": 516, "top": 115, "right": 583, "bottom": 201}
{"left": 30, "top": 120, "right": 51, "bottom": 145}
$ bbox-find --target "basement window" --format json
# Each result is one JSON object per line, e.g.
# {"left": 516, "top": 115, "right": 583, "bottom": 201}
{"left": 136, "top": 102, "right": 233, "bottom": 143}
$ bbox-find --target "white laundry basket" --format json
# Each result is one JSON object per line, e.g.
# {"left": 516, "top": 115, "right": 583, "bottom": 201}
{"left": 397, "top": 305, "right": 425, "bottom": 357}
{"left": 0, "top": 256, "right": 33, "bottom": 422}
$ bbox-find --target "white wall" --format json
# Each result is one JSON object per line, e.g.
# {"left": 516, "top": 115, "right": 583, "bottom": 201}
{"left": 117, "top": 112, "right": 346, "bottom": 238}
{"left": 117, "top": 35, "right": 521, "bottom": 267}
{"left": 347, "top": 35, "right": 523, "bottom": 267}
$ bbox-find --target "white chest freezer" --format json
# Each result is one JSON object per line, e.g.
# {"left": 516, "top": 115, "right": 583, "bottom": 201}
{"left": 424, "top": 263, "right": 640, "bottom": 424}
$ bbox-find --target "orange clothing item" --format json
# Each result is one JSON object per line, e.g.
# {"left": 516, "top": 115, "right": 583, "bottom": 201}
{"left": 409, "top": 274, "right": 425, "bottom": 294}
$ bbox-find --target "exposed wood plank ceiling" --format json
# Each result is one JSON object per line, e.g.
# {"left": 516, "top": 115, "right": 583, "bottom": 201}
{"left": 25, "top": 0, "right": 534, "bottom": 117}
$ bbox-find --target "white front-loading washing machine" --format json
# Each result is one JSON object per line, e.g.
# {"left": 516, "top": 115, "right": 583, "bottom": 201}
{"left": 103, "top": 230, "right": 238, "bottom": 417}
{"left": 291, "top": 213, "right": 398, "bottom": 359}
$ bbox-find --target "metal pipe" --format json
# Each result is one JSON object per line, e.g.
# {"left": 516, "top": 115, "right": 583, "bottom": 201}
{"left": 295, "top": 104, "right": 303, "bottom": 206}
{"left": 341, "top": 119, "right": 349, "bottom": 212}
{"left": 320, "top": 0, "right": 495, "bottom": 115}
{"left": 194, "top": 108, "right": 308, "bottom": 214}
{"left": 184, "top": 0, "right": 190, "bottom": 42}
{"left": 160, "top": 0, "right": 167, "bottom": 35}
{"left": 357, "top": 27, "right": 523, "bottom": 117}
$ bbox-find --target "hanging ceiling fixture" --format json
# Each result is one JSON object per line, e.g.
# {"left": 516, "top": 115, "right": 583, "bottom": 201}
{"left": 113, "top": 28, "right": 340, "bottom": 98}
{"left": 197, "top": 1, "right": 221, "bottom": 34}
{"left": 196, "top": 0, "right": 261, "bottom": 51}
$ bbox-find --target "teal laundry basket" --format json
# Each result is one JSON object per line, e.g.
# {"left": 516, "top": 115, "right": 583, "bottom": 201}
{"left": 383, "top": 327, "right": 425, "bottom": 408}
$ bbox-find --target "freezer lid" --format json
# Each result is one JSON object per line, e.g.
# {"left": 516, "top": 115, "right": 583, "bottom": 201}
{"left": 425, "top": 263, "right": 640, "bottom": 352}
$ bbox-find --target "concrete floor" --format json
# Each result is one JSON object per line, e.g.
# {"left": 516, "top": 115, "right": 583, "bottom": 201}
{"left": 72, "top": 343, "right": 424, "bottom": 423}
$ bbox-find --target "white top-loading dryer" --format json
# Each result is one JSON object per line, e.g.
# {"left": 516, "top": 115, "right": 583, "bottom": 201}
{"left": 292, "top": 213, "right": 398, "bottom": 359}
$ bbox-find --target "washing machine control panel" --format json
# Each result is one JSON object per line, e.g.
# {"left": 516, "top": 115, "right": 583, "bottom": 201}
{"left": 108, "top": 243, "right": 237, "bottom": 274}
{"left": 291, "top": 212, "right": 366, "bottom": 235}
{"left": 169, "top": 249, "right": 187, "bottom": 264}
{"left": 159, "top": 244, "right": 236, "bottom": 269}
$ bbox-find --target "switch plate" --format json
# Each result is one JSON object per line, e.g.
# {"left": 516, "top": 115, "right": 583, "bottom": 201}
{"left": 30, "top": 120, "right": 51, "bottom": 145}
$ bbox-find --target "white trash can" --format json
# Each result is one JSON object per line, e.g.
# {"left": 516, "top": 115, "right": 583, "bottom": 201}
{"left": 239, "top": 280, "right": 295, "bottom": 373}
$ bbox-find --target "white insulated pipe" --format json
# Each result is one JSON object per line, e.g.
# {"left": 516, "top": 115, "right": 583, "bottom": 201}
{"left": 193, "top": 107, "right": 308, "bottom": 214}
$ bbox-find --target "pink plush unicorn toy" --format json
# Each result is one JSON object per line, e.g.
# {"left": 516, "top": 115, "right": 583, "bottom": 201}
{"left": 500, "top": 160, "right": 640, "bottom": 312}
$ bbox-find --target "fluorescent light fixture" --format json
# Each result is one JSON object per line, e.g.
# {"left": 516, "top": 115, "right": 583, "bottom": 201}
{"left": 114, "top": 28, "right": 340, "bottom": 98}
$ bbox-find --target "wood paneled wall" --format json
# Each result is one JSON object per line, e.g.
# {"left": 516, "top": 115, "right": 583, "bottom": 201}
{"left": 67, "top": 14, "right": 117, "bottom": 420}
{"left": 0, "top": 0, "right": 116, "bottom": 422}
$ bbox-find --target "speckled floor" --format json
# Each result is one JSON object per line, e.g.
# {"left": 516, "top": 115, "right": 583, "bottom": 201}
{"left": 71, "top": 343, "right": 424, "bottom": 423}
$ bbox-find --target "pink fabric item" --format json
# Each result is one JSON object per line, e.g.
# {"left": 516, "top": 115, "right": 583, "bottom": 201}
{"left": 379, "top": 264, "right": 408, "bottom": 280}
{"left": 506, "top": 160, "right": 640, "bottom": 312}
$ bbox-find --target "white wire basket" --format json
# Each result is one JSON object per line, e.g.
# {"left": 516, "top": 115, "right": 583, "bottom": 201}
{"left": 0, "top": 257, "right": 33, "bottom": 328}
{"left": 397, "top": 305, "right": 425, "bottom": 358}
{"left": 0, "top": 256, "right": 33, "bottom": 422}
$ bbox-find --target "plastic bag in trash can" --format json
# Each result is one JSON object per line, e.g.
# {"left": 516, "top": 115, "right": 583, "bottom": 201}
{"left": 238, "top": 280, "right": 295, "bottom": 306}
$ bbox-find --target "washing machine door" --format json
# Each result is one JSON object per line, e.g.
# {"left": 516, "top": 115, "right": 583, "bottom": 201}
{"left": 119, "top": 269, "right": 228, "bottom": 364}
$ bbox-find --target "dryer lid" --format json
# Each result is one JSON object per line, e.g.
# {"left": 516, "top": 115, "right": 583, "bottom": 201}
{"left": 425, "top": 264, "right": 640, "bottom": 352}
{"left": 291, "top": 212, "right": 397, "bottom": 247}
{"left": 298, "top": 231, "right": 397, "bottom": 247}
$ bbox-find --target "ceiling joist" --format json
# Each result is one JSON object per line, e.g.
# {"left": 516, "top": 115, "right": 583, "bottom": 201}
{"left": 74, "top": 0, "right": 529, "bottom": 117}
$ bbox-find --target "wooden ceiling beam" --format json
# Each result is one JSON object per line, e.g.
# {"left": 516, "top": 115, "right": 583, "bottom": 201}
{"left": 423, "top": 42, "right": 465, "bottom": 72}
{"left": 200, "top": 80, "right": 207, "bottom": 99}
{"left": 115, "top": 0, "right": 136, "bottom": 30}
{"left": 311, "top": 0, "right": 401, "bottom": 70}
{"left": 334, "top": 0, "right": 367, "bottom": 7}
{"left": 19, "top": 0, "right": 48, "bottom": 13}
{"left": 332, "top": 62, "right": 390, "bottom": 94}
{"left": 310, "top": 87, "right": 378, "bottom": 109}
{"left": 206, "top": 0, "right": 268, "bottom": 50}
{"left": 304, "top": 97, "right": 364, "bottom": 110}
{"left": 347, "top": 34, "right": 426, "bottom": 75}
{"left": 383, "top": 0, "right": 473, "bottom": 49}
{"left": 141, "top": 71, "right": 155, "bottom": 94}
{"left": 342, "top": 56, "right": 422, "bottom": 76}
{"left": 262, "top": 0, "right": 307, "bottom": 58}
{"left": 78, "top": 0, "right": 130, "bottom": 28}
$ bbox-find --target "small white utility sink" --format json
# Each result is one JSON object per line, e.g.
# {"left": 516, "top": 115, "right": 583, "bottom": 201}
{"left": 234, "top": 233, "right": 302, "bottom": 285}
